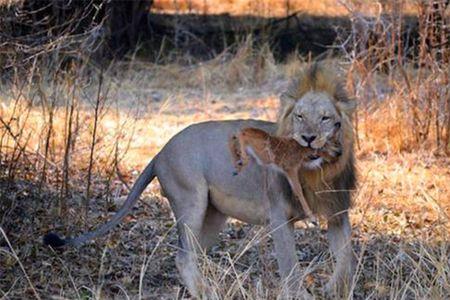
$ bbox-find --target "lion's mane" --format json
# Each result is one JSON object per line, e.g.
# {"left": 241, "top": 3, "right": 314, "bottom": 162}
{"left": 276, "top": 63, "right": 357, "bottom": 217}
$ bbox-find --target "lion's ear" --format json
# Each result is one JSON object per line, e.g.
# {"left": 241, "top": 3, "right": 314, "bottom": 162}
{"left": 278, "top": 93, "right": 296, "bottom": 120}
{"left": 336, "top": 99, "right": 357, "bottom": 115}
{"left": 279, "top": 102, "right": 295, "bottom": 121}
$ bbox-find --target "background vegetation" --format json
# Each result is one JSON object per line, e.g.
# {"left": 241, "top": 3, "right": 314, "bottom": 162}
{"left": 0, "top": 0, "right": 449, "bottom": 299}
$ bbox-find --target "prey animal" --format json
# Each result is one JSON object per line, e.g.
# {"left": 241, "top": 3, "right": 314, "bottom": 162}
{"left": 229, "top": 127, "right": 341, "bottom": 218}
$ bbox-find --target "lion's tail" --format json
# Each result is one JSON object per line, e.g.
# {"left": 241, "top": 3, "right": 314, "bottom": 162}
{"left": 43, "top": 156, "right": 158, "bottom": 249}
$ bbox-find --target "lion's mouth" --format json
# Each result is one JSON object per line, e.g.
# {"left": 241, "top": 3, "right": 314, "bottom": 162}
{"left": 304, "top": 156, "right": 324, "bottom": 170}
{"left": 308, "top": 154, "right": 321, "bottom": 160}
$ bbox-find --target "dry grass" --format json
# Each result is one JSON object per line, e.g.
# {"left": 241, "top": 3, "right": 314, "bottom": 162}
{"left": 151, "top": 0, "right": 418, "bottom": 17}
{"left": 1, "top": 1, "right": 450, "bottom": 298}
{"left": 1, "top": 54, "right": 449, "bottom": 298}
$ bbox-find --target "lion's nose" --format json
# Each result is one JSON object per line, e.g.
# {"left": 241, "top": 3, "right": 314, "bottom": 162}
{"left": 301, "top": 135, "right": 317, "bottom": 144}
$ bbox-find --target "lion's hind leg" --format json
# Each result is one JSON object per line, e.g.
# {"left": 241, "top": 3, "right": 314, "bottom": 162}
{"left": 200, "top": 204, "right": 227, "bottom": 249}
{"left": 164, "top": 185, "right": 210, "bottom": 298}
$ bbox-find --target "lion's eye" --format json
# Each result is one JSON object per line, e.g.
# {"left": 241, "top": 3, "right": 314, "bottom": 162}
{"left": 321, "top": 116, "right": 330, "bottom": 122}
{"left": 296, "top": 114, "right": 303, "bottom": 120}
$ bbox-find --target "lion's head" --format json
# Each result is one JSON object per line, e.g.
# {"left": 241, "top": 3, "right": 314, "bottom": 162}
{"left": 276, "top": 63, "right": 356, "bottom": 173}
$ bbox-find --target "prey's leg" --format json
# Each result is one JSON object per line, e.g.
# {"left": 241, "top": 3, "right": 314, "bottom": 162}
{"left": 286, "top": 169, "right": 313, "bottom": 218}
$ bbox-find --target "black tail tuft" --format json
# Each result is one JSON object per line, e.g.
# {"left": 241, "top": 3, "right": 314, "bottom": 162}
{"left": 43, "top": 232, "right": 67, "bottom": 248}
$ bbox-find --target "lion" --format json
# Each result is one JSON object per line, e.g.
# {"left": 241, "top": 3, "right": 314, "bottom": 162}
{"left": 44, "top": 62, "right": 357, "bottom": 297}
{"left": 229, "top": 127, "right": 341, "bottom": 218}
{"left": 276, "top": 63, "right": 357, "bottom": 292}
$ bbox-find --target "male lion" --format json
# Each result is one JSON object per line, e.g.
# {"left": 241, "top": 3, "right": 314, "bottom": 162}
{"left": 229, "top": 127, "right": 341, "bottom": 218}
{"left": 44, "top": 63, "right": 357, "bottom": 297}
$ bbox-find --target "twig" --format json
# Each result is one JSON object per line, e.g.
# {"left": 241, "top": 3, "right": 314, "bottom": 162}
{"left": 0, "top": 227, "right": 41, "bottom": 300}
{"left": 85, "top": 67, "right": 104, "bottom": 219}
{"left": 60, "top": 74, "right": 77, "bottom": 215}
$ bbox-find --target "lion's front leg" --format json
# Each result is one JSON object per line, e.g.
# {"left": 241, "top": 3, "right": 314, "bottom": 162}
{"left": 269, "top": 204, "right": 297, "bottom": 280}
{"left": 325, "top": 211, "right": 356, "bottom": 294}
{"left": 266, "top": 171, "right": 315, "bottom": 300}
{"left": 265, "top": 170, "right": 297, "bottom": 280}
{"left": 266, "top": 172, "right": 298, "bottom": 281}
{"left": 269, "top": 197, "right": 314, "bottom": 299}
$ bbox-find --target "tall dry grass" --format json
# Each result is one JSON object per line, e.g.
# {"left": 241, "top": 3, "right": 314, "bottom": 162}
{"left": 151, "top": 0, "right": 418, "bottom": 17}
{"left": 0, "top": 0, "right": 449, "bottom": 299}
{"left": 341, "top": 0, "right": 449, "bottom": 154}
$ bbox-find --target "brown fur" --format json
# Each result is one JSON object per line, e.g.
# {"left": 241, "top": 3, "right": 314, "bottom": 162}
{"left": 229, "top": 127, "right": 340, "bottom": 217}
{"left": 277, "top": 62, "right": 357, "bottom": 218}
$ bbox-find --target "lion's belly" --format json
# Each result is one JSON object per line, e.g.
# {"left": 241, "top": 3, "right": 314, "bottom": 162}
{"left": 209, "top": 185, "right": 268, "bottom": 225}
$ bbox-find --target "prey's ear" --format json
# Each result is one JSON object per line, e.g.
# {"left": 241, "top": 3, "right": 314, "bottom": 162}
{"left": 245, "top": 145, "right": 265, "bottom": 167}
{"left": 335, "top": 99, "right": 357, "bottom": 115}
